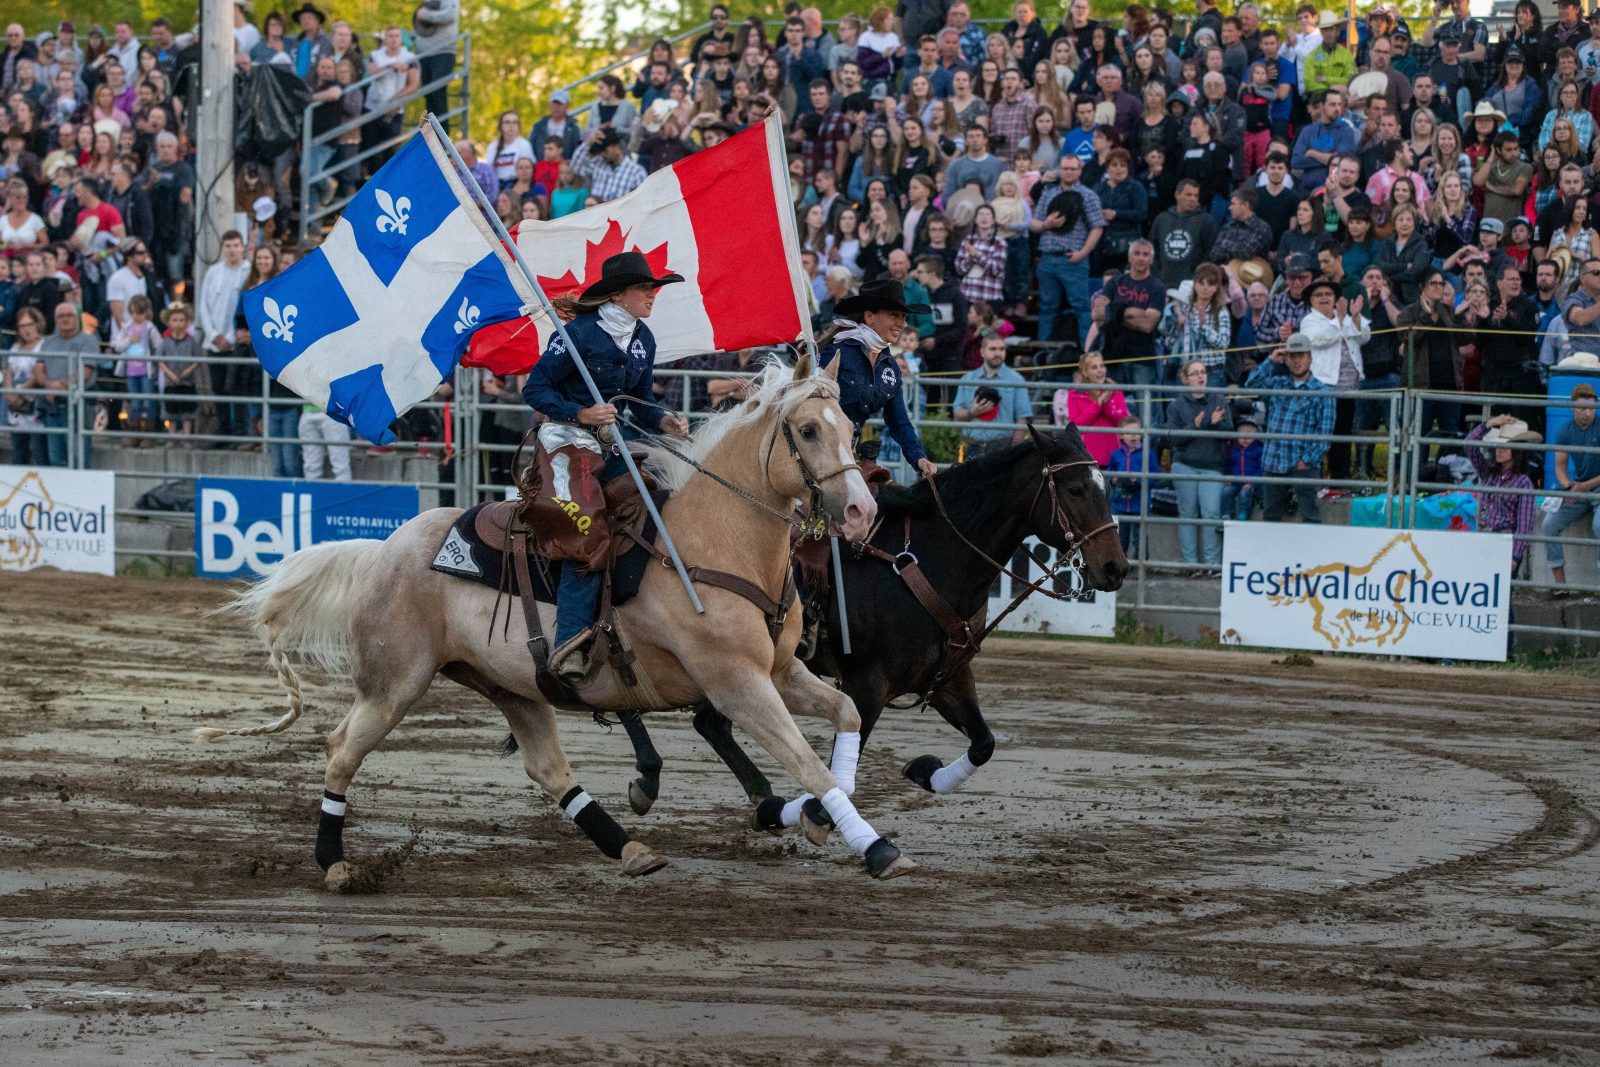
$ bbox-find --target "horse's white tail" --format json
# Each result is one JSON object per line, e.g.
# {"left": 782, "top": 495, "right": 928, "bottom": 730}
{"left": 195, "top": 539, "right": 385, "bottom": 743}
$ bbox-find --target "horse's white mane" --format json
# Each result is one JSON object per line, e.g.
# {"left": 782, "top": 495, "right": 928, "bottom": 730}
{"left": 638, "top": 356, "right": 840, "bottom": 491}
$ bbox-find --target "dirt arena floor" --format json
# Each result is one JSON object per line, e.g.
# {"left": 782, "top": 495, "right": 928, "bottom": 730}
{"left": 1, "top": 571, "right": 1598, "bottom": 1065}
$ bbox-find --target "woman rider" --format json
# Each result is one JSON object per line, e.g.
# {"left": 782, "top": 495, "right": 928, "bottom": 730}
{"left": 523, "top": 251, "right": 691, "bottom": 682}
{"left": 819, "top": 277, "right": 939, "bottom": 479}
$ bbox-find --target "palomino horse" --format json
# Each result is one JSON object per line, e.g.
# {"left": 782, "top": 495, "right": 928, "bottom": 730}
{"left": 617, "top": 426, "right": 1129, "bottom": 836}
{"left": 202, "top": 356, "right": 920, "bottom": 882}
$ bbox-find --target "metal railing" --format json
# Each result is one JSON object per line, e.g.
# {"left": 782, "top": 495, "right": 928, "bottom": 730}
{"left": 5, "top": 352, "right": 1598, "bottom": 649}
{"left": 298, "top": 33, "right": 472, "bottom": 243}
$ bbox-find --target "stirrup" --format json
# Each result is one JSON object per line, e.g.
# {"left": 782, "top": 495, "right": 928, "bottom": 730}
{"left": 551, "top": 629, "right": 595, "bottom": 685}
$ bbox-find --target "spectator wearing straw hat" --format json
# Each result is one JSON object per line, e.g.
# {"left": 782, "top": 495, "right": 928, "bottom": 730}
{"left": 1543, "top": 381, "right": 1600, "bottom": 586}
{"left": 1466, "top": 415, "right": 1541, "bottom": 568}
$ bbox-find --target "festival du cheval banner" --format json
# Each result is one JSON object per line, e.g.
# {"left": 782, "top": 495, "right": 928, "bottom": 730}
{"left": 0, "top": 465, "right": 116, "bottom": 576}
{"left": 1220, "top": 522, "right": 1513, "bottom": 662}
{"left": 465, "top": 113, "right": 811, "bottom": 373}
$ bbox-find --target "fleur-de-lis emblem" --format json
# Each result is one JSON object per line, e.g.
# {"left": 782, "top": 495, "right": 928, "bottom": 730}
{"left": 261, "top": 297, "right": 297, "bottom": 343}
{"left": 453, "top": 296, "right": 481, "bottom": 335}
{"left": 374, "top": 189, "right": 411, "bottom": 235}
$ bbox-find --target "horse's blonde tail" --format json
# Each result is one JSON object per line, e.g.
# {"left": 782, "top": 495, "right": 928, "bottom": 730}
{"left": 196, "top": 539, "right": 384, "bottom": 743}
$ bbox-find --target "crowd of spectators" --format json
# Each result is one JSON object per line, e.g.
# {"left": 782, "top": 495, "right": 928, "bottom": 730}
{"left": 462, "top": 0, "right": 1599, "bottom": 573}
{"left": 0, "top": 4, "right": 457, "bottom": 479}
{"left": 1, "top": 2, "right": 1596, "bottom": 579}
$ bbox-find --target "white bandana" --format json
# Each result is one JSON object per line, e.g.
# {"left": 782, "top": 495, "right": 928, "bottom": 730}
{"left": 597, "top": 301, "right": 640, "bottom": 351}
{"left": 831, "top": 318, "right": 888, "bottom": 357}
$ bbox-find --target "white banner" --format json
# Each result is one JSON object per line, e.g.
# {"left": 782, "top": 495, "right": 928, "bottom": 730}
{"left": 0, "top": 465, "right": 116, "bottom": 576}
{"left": 988, "top": 536, "right": 1116, "bottom": 638}
{"left": 1221, "top": 522, "right": 1512, "bottom": 662}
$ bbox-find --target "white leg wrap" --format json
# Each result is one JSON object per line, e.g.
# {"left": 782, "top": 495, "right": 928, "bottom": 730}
{"left": 821, "top": 787, "right": 879, "bottom": 855}
{"left": 563, "top": 790, "right": 593, "bottom": 819}
{"left": 780, "top": 793, "right": 812, "bottom": 827}
{"left": 829, "top": 732, "right": 861, "bottom": 796}
{"left": 929, "top": 753, "right": 978, "bottom": 794}
{"left": 321, "top": 796, "right": 348, "bottom": 816}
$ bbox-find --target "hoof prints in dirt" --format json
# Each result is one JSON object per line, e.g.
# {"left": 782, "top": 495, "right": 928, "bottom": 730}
{"left": 1, "top": 572, "right": 1598, "bottom": 1065}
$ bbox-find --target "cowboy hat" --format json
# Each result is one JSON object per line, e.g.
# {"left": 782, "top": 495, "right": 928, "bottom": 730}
{"left": 578, "top": 250, "right": 684, "bottom": 304}
{"left": 1348, "top": 71, "right": 1388, "bottom": 102}
{"left": 641, "top": 98, "right": 677, "bottom": 133}
{"left": 290, "top": 2, "right": 326, "bottom": 24}
{"left": 1547, "top": 246, "right": 1574, "bottom": 280}
{"left": 1554, "top": 351, "right": 1600, "bottom": 370}
{"left": 1228, "top": 257, "right": 1274, "bottom": 290}
{"left": 1482, "top": 418, "right": 1543, "bottom": 444}
{"left": 835, "top": 278, "right": 931, "bottom": 319}
{"left": 159, "top": 300, "right": 193, "bottom": 326}
{"left": 1303, "top": 278, "right": 1341, "bottom": 302}
{"left": 1316, "top": 11, "right": 1343, "bottom": 29}
{"left": 1471, "top": 100, "right": 1507, "bottom": 122}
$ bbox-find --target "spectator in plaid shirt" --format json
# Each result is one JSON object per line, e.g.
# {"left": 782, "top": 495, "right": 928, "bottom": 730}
{"left": 1030, "top": 154, "right": 1104, "bottom": 345}
{"left": 794, "top": 79, "right": 852, "bottom": 183}
{"left": 948, "top": 1, "right": 988, "bottom": 69}
{"left": 1255, "top": 252, "right": 1315, "bottom": 357}
{"left": 571, "top": 128, "right": 647, "bottom": 201}
{"left": 955, "top": 204, "right": 1008, "bottom": 303}
{"left": 1466, "top": 415, "right": 1541, "bottom": 567}
{"left": 1245, "top": 332, "right": 1335, "bottom": 523}
{"left": 1209, "top": 188, "right": 1275, "bottom": 264}
{"left": 988, "top": 69, "right": 1037, "bottom": 155}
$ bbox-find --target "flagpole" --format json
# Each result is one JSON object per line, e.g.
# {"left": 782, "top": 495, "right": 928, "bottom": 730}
{"left": 423, "top": 114, "right": 706, "bottom": 615}
{"left": 761, "top": 105, "right": 853, "bottom": 655}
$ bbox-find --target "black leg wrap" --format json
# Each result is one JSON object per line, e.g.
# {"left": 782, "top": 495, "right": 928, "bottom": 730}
{"left": 315, "top": 791, "right": 347, "bottom": 871}
{"left": 864, "top": 835, "right": 903, "bottom": 878}
{"left": 752, "top": 795, "right": 786, "bottom": 832}
{"left": 561, "top": 786, "right": 630, "bottom": 861}
{"left": 802, "top": 795, "right": 833, "bottom": 831}
{"left": 903, "top": 754, "right": 944, "bottom": 793}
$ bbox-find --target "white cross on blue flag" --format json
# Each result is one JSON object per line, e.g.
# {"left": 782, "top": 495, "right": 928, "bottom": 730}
{"left": 242, "top": 122, "right": 530, "bottom": 444}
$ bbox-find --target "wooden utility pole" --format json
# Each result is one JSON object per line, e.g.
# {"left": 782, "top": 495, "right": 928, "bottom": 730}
{"left": 195, "top": 0, "right": 236, "bottom": 294}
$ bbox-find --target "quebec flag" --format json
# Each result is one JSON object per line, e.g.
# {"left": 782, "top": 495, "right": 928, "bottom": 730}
{"left": 242, "top": 122, "right": 531, "bottom": 444}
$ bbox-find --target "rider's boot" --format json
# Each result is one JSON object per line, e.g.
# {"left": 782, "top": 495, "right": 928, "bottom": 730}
{"left": 551, "top": 627, "right": 596, "bottom": 685}
{"left": 796, "top": 607, "right": 820, "bottom": 660}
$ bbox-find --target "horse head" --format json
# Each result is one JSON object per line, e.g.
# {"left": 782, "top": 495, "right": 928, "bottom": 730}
{"left": 759, "top": 350, "right": 876, "bottom": 541}
{"left": 1024, "top": 423, "right": 1127, "bottom": 591}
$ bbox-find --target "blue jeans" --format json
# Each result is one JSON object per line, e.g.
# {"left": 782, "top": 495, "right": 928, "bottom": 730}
{"left": 125, "top": 374, "right": 155, "bottom": 422}
{"left": 1418, "top": 398, "right": 1461, "bottom": 456}
{"left": 1541, "top": 500, "right": 1600, "bottom": 569}
{"left": 1117, "top": 514, "right": 1141, "bottom": 558}
{"left": 268, "top": 404, "right": 303, "bottom": 479}
{"left": 1355, "top": 372, "right": 1400, "bottom": 432}
{"left": 554, "top": 452, "right": 629, "bottom": 645}
{"left": 39, "top": 404, "right": 88, "bottom": 467}
{"left": 1172, "top": 460, "right": 1224, "bottom": 564}
{"left": 1221, "top": 481, "right": 1259, "bottom": 521}
{"left": 1037, "top": 253, "right": 1090, "bottom": 346}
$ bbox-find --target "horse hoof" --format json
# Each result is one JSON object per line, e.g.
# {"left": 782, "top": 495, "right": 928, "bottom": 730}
{"left": 628, "top": 777, "right": 657, "bottom": 817}
{"left": 903, "top": 755, "right": 944, "bottom": 793}
{"left": 751, "top": 796, "right": 786, "bottom": 836}
{"left": 865, "top": 836, "right": 917, "bottom": 880}
{"left": 620, "top": 841, "right": 669, "bottom": 877}
{"left": 801, "top": 797, "right": 833, "bottom": 847}
{"left": 323, "top": 860, "right": 354, "bottom": 892}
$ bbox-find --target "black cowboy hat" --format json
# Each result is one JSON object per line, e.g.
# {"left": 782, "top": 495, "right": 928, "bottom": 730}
{"left": 290, "top": 2, "right": 327, "bottom": 24}
{"left": 835, "top": 278, "right": 931, "bottom": 319}
{"left": 579, "top": 250, "right": 684, "bottom": 304}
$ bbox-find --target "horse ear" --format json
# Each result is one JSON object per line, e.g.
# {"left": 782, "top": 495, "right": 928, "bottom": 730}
{"left": 794, "top": 348, "right": 814, "bottom": 379}
{"left": 1026, "top": 420, "right": 1050, "bottom": 452}
{"left": 822, "top": 351, "right": 840, "bottom": 379}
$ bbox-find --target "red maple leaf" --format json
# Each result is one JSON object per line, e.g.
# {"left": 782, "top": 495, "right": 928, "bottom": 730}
{"left": 536, "top": 219, "right": 672, "bottom": 298}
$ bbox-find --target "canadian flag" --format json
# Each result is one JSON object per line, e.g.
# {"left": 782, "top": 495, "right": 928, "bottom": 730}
{"left": 464, "top": 113, "right": 811, "bottom": 375}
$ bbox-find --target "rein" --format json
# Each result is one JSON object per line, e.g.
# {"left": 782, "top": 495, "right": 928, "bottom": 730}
{"left": 864, "top": 456, "right": 1118, "bottom": 707}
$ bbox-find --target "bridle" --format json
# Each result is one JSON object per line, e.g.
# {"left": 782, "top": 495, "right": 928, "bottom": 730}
{"left": 862, "top": 452, "right": 1121, "bottom": 708}
{"left": 617, "top": 383, "right": 858, "bottom": 538}
{"left": 919, "top": 456, "right": 1119, "bottom": 601}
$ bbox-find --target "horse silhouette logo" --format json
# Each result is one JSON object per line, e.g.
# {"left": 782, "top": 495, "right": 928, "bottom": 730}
{"left": 0, "top": 470, "right": 52, "bottom": 570}
{"left": 1266, "top": 532, "right": 1434, "bottom": 651}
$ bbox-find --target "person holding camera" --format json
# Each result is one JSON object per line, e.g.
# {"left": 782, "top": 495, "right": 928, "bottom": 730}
{"left": 952, "top": 330, "right": 1032, "bottom": 457}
